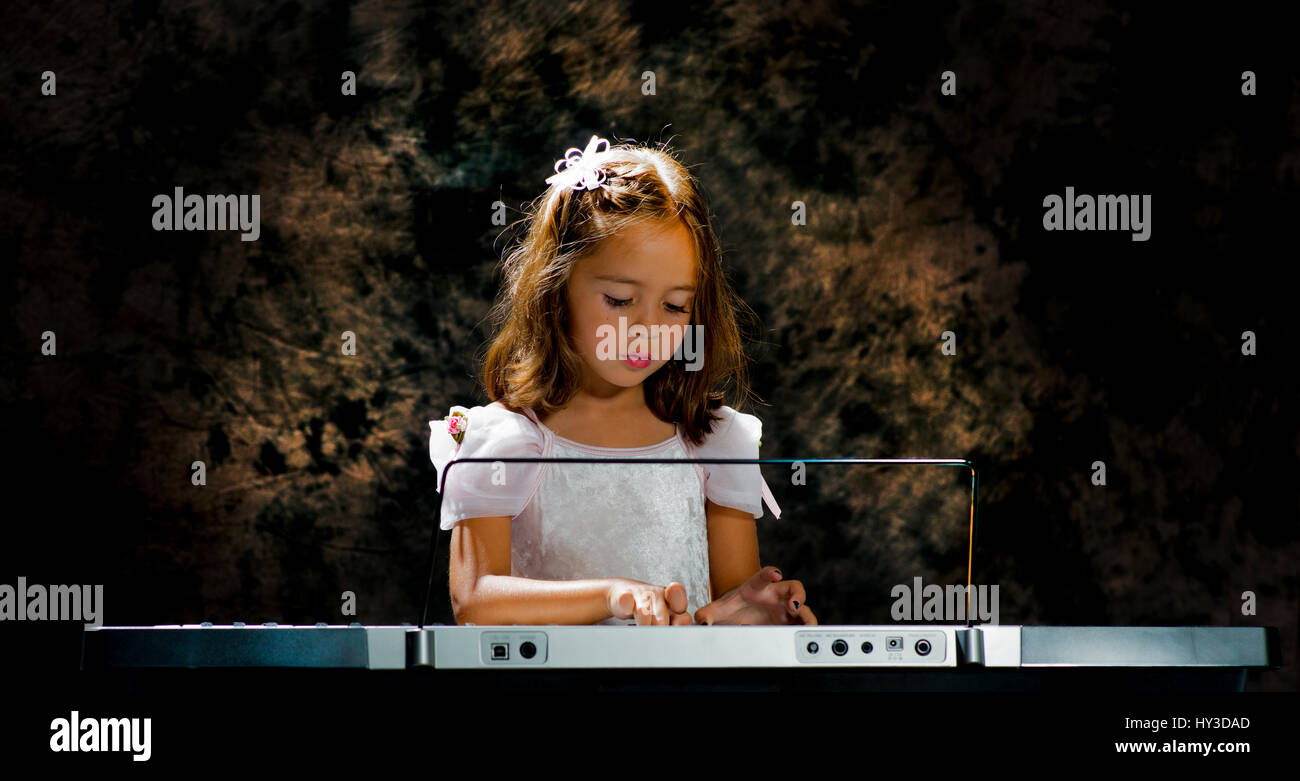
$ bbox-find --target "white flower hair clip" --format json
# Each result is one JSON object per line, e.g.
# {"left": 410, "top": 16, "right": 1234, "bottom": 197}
{"left": 545, "top": 134, "right": 612, "bottom": 191}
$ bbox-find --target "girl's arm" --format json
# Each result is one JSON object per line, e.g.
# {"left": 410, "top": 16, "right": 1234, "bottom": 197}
{"left": 449, "top": 515, "right": 622, "bottom": 625}
{"left": 705, "top": 499, "right": 761, "bottom": 601}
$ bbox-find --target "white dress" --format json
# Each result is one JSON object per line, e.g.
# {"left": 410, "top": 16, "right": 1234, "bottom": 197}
{"left": 428, "top": 402, "right": 781, "bottom": 625}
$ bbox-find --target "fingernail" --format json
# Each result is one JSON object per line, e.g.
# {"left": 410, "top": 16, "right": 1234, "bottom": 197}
{"left": 773, "top": 569, "right": 782, "bottom": 577}
{"left": 793, "top": 601, "right": 800, "bottom": 610}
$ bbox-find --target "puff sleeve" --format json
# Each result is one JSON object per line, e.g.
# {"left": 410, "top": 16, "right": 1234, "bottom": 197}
{"left": 691, "top": 406, "right": 782, "bottom": 519}
{"left": 428, "top": 403, "right": 545, "bottom": 531}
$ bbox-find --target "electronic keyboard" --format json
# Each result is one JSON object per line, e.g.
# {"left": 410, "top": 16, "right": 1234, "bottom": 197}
{"left": 83, "top": 623, "right": 1280, "bottom": 671}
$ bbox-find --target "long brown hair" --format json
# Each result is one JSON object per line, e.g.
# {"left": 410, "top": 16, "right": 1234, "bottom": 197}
{"left": 481, "top": 138, "right": 758, "bottom": 445}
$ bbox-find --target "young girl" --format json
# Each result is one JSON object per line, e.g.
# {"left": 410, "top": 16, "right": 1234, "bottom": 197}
{"left": 429, "top": 135, "right": 817, "bottom": 627}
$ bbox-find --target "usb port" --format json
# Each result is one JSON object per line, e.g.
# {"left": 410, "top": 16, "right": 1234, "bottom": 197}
{"left": 491, "top": 643, "right": 509, "bottom": 660}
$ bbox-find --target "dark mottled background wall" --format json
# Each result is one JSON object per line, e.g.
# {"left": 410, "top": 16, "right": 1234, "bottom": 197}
{"left": 1, "top": 0, "right": 1296, "bottom": 691}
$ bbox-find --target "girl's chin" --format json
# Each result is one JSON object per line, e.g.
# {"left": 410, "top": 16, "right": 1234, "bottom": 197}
{"left": 604, "top": 371, "right": 650, "bottom": 387}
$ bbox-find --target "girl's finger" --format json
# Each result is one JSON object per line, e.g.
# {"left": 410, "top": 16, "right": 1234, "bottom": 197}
{"left": 762, "top": 580, "right": 799, "bottom": 612}
{"left": 653, "top": 594, "right": 669, "bottom": 625}
{"left": 784, "top": 580, "right": 806, "bottom": 614}
{"left": 796, "top": 604, "right": 818, "bottom": 626}
{"left": 751, "top": 566, "right": 781, "bottom": 589}
{"left": 616, "top": 590, "right": 635, "bottom": 619}
{"left": 664, "top": 582, "right": 688, "bottom": 614}
{"left": 636, "top": 591, "right": 654, "bottom": 626}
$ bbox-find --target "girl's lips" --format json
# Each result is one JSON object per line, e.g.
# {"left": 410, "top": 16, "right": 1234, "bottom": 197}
{"left": 625, "top": 353, "right": 651, "bottom": 368}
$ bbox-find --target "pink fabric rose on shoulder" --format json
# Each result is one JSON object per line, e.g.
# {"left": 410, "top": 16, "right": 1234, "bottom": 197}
{"left": 445, "top": 405, "right": 471, "bottom": 445}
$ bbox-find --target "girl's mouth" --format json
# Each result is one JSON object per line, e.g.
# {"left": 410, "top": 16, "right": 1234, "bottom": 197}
{"left": 625, "top": 352, "right": 651, "bottom": 368}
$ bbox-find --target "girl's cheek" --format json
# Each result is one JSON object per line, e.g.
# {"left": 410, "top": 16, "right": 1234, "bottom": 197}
{"left": 587, "top": 317, "right": 614, "bottom": 360}
{"left": 574, "top": 316, "right": 603, "bottom": 360}
{"left": 660, "top": 329, "right": 681, "bottom": 359}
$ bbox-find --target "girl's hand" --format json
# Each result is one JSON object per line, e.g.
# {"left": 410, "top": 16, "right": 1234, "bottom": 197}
{"left": 695, "top": 566, "right": 818, "bottom": 626}
{"left": 607, "top": 579, "right": 693, "bottom": 625}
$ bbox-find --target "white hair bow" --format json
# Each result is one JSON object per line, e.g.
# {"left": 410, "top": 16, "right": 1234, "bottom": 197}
{"left": 545, "top": 135, "right": 612, "bottom": 191}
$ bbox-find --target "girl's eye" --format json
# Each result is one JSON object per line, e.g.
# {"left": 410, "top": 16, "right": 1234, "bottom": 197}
{"left": 603, "top": 294, "right": 632, "bottom": 308}
{"left": 665, "top": 303, "right": 689, "bottom": 314}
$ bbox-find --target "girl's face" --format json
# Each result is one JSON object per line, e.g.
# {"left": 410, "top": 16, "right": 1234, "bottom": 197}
{"left": 565, "top": 218, "right": 697, "bottom": 394}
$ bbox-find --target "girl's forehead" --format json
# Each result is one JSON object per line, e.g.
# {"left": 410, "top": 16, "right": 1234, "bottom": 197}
{"left": 580, "top": 220, "right": 698, "bottom": 280}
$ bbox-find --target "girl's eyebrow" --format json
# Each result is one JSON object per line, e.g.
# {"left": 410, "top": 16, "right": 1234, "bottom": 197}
{"left": 595, "top": 274, "right": 695, "bottom": 292}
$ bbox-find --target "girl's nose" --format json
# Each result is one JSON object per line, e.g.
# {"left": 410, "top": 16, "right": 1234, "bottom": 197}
{"left": 631, "top": 301, "right": 656, "bottom": 327}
